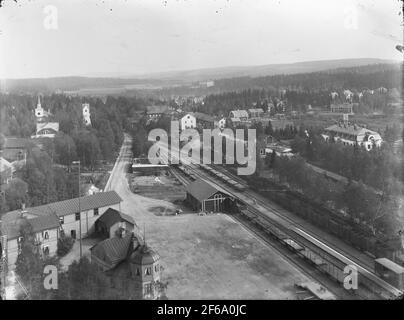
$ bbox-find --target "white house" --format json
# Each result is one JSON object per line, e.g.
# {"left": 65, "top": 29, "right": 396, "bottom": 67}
{"left": 217, "top": 118, "right": 227, "bottom": 129}
{"left": 0, "top": 210, "right": 60, "bottom": 271}
{"left": 83, "top": 103, "right": 91, "bottom": 126}
{"left": 322, "top": 123, "right": 382, "bottom": 151}
{"left": 180, "top": 113, "right": 197, "bottom": 131}
{"left": 31, "top": 122, "right": 59, "bottom": 139}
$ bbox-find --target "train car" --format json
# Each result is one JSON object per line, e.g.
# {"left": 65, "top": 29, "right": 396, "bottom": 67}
{"left": 292, "top": 227, "right": 403, "bottom": 299}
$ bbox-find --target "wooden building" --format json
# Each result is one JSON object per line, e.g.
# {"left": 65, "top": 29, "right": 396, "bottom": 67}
{"left": 186, "top": 179, "right": 228, "bottom": 213}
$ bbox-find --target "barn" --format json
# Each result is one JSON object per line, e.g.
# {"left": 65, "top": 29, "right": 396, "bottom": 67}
{"left": 95, "top": 208, "right": 136, "bottom": 239}
{"left": 186, "top": 179, "right": 229, "bottom": 213}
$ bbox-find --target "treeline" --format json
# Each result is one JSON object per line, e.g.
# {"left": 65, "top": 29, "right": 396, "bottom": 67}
{"left": 213, "top": 63, "right": 402, "bottom": 92}
{"left": 290, "top": 129, "right": 404, "bottom": 196}
{"left": 269, "top": 155, "right": 400, "bottom": 236}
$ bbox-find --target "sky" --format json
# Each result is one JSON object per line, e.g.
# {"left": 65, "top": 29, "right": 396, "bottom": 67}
{"left": 0, "top": 0, "right": 402, "bottom": 78}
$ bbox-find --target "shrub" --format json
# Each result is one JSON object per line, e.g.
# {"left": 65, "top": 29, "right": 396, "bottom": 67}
{"left": 57, "top": 235, "right": 75, "bottom": 257}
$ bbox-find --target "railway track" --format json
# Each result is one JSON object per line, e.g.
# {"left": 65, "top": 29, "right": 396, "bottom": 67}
{"left": 182, "top": 163, "right": 402, "bottom": 299}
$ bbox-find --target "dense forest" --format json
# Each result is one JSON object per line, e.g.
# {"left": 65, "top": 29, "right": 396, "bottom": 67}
{"left": 0, "top": 94, "right": 149, "bottom": 213}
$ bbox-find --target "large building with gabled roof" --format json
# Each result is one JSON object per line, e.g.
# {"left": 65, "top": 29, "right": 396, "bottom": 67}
{"left": 186, "top": 179, "right": 229, "bottom": 213}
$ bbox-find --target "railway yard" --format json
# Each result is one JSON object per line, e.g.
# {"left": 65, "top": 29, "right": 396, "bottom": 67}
{"left": 165, "top": 160, "right": 403, "bottom": 300}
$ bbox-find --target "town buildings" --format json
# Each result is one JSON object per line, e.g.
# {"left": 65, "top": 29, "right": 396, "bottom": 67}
{"left": 330, "top": 103, "right": 354, "bottom": 114}
{"left": 0, "top": 191, "right": 122, "bottom": 271}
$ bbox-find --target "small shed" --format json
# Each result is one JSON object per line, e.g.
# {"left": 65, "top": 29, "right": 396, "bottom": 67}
{"left": 186, "top": 179, "right": 228, "bottom": 213}
{"left": 95, "top": 208, "right": 136, "bottom": 239}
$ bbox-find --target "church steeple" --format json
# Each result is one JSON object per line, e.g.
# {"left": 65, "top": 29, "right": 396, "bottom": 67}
{"left": 37, "top": 95, "right": 41, "bottom": 108}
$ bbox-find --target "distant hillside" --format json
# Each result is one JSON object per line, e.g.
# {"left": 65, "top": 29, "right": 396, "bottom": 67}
{"left": 135, "top": 58, "right": 397, "bottom": 81}
{"left": 1, "top": 58, "right": 399, "bottom": 94}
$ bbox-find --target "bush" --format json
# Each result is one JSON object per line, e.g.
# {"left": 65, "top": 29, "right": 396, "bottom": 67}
{"left": 57, "top": 235, "right": 75, "bottom": 257}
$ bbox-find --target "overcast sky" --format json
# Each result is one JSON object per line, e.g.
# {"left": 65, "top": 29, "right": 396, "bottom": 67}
{"left": 0, "top": 0, "right": 402, "bottom": 78}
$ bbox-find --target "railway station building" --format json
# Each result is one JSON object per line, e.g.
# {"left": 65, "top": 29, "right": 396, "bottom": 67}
{"left": 185, "top": 179, "right": 229, "bottom": 213}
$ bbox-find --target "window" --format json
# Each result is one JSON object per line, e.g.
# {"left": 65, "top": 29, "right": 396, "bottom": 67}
{"left": 44, "top": 231, "right": 49, "bottom": 240}
{"left": 43, "top": 246, "right": 50, "bottom": 256}
{"left": 59, "top": 217, "right": 64, "bottom": 225}
{"left": 145, "top": 267, "right": 151, "bottom": 276}
{"left": 144, "top": 283, "right": 153, "bottom": 297}
{"left": 75, "top": 212, "right": 80, "bottom": 221}
{"left": 136, "top": 268, "right": 140, "bottom": 276}
{"left": 155, "top": 264, "right": 159, "bottom": 273}
{"left": 94, "top": 208, "right": 99, "bottom": 216}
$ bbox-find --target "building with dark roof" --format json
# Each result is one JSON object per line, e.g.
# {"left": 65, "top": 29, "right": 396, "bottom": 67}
{"left": 0, "top": 209, "right": 60, "bottom": 271}
{"left": 186, "top": 179, "right": 229, "bottom": 213}
{"left": 90, "top": 231, "right": 163, "bottom": 299}
{"left": 95, "top": 208, "right": 136, "bottom": 239}
{"left": 322, "top": 122, "right": 382, "bottom": 151}
{"left": 5, "top": 191, "right": 122, "bottom": 240}
{"left": 90, "top": 232, "right": 137, "bottom": 271}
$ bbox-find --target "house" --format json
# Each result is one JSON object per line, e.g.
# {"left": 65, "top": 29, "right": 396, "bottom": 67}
{"left": 4, "top": 191, "right": 122, "bottom": 241}
{"left": 343, "top": 90, "right": 353, "bottom": 102}
{"left": 192, "top": 112, "right": 217, "bottom": 129}
{"left": 322, "top": 123, "right": 382, "bottom": 151}
{"left": 248, "top": 108, "right": 264, "bottom": 119}
{"left": 217, "top": 118, "right": 227, "bottom": 130}
{"left": 0, "top": 209, "right": 60, "bottom": 271}
{"left": 180, "top": 113, "right": 196, "bottom": 131}
{"left": 186, "top": 179, "right": 228, "bottom": 213}
{"left": 82, "top": 103, "right": 91, "bottom": 126}
{"left": 0, "top": 157, "right": 13, "bottom": 185}
{"left": 90, "top": 232, "right": 163, "bottom": 299}
{"left": 229, "top": 110, "right": 249, "bottom": 123}
{"left": 1, "top": 137, "right": 29, "bottom": 163}
{"left": 146, "top": 106, "right": 170, "bottom": 120}
{"left": 330, "top": 103, "right": 354, "bottom": 114}
{"left": 94, "top": 208, "right": 136, "bottom": 239}
{"left": 31, "top": 122, "right": 59, "bottom": 139}
{"left": 265, "top": 143, "right": 294, "bottom": 157}
{"left": 180, "top": 112, "right": 217, "bottom": 131}
{"left": 90, "top": 232, "right": 137, "bottom": 271}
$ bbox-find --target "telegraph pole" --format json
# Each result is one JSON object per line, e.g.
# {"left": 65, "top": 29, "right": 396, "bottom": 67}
{"left": 72, "top": 160, "right": 82, "bottom": 259}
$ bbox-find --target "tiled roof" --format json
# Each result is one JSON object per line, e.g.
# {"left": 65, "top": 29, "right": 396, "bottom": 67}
{"left": 191, "top": 112, "right": 216, "bottom": 123}
{"left": 90, "top": 233, "right": 136, "bottom": 270}
{"left": 36, "top": 122, "right": 59, "bottom": 133}
{"left": 230, "top": 110, "right": 248, "bottom": 118}
{"left": 1, "top": 212, "right": 60, "bottom": 240}
{"left": 248, "top": 108, "right": 264, "bottom": 114}
{"left": 96, "top": 208, "right": 135, "bottom": 229}
{"left": 186, "top": 179, "right": 219, "bottom": 202}
{"left": 3, "top": 137, "right": 30, "bottom": 149}
{"left": 325, "top": 124, "right": 379, "bottom": 137}
{"left": 5, "top": 191, "right": 122, "bottom": 218}
{"left": 146, "top": 105, "right": 169, "bottom": 114}
{"left": 130, "top": 245, "right": 160, "bottom": 265}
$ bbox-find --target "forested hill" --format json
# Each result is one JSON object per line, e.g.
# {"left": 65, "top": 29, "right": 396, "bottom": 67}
{"left": 213, "top": 62, "right": 402, "bottom": 92}
{"left": 2, "top": 59, "right": 399, "bottom": 94}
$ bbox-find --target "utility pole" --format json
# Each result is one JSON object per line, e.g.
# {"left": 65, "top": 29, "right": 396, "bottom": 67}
{"left": 72, "top": 160, "right": 82, "bottom": 259}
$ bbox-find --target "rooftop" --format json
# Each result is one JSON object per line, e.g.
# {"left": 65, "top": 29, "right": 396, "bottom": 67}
{"left": 1, "top": 211, "right": 60, "bottom": 240}
{"left": 146, "top": 105, "right": 169, "bottom": 115}
{"left": 4, "top": 191, "right": 122, "bottom": 218}
{"left": 90, "top": 233, "right": 136, "bottom": 270}
{"left": 375, "top": 258, "right": 404, "bottom": 274}
{"left": 325, "top": 124, "right": 379, "bottom": 137}
{"left": 96, "top": 208, "right": 136, "bottom": 229}
{"left": 186, "top": 179, "right": 220, "bottom": 202}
